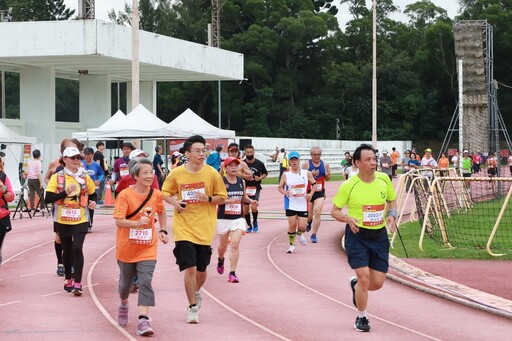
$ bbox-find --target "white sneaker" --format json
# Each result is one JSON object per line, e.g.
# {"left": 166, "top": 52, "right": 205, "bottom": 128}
{"left": 299, "top": 234, "right": 307, "bottom": 246}
{"left": 186, "top": 306, "right": 199, "bottom": 324}
{"left": 195, "top": 290, "right": 202, "bottom": 309}
{"left": 286, "top": 245, "right": 296, "bottom": 254}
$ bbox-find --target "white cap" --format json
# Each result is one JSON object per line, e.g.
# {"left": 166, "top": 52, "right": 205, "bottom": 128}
{"left": 463, "top": 149, "right": 469, "bottom": 153}
{"left": 382, "top": 149, "right": 388, "bottom": 154}
{"left": 62, "top": 147, "right": 81, "bottom": 157}
{"left": 129, "top": 149, "right": 149, "bottom": 160}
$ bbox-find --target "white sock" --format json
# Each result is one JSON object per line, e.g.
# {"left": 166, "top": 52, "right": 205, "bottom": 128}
{"left": 358, "top": 310, "right": 367, "bottom": 318}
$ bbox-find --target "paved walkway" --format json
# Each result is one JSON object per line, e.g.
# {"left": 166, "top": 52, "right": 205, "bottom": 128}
{"left": 1, "top": 181, "right": 511, "bottom": 340}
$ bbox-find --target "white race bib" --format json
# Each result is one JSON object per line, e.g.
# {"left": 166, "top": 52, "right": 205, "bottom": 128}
{"left": 129, "top": 228, "right": 153, "bottom": 244}
{"left": 120, "top": 167, "right": 129, "bottom": 177}
{"left": 290, "top": 184, "right": 306, "bottom": 197}
{"left": 246, "top": 186, "right": 257, "bottom": 196}
{"left": 362, "top": 204, "right": 385, "bottom": 227}
{"left": 61, "top": 204, "right": 81, "bottom": 221}
{"left": 225, "top": 203, "right": 242, "bottom": 215}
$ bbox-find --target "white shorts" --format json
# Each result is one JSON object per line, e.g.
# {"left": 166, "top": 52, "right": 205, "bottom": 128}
{"left": 217, "top": 218, "right": 247, "bottom": 235}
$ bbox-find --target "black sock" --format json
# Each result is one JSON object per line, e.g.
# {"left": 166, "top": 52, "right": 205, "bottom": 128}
{"left": 252, "top": 211, "right": 258, "bottom": 223}
{"left": 218, "top": 257, "right": 224, "bottom": 264}
{"left": 138, "top": 315, "right": 149, "bottom": 320}
{"left": 189, "top": 304, "right": 197, "bottom": 309}
{"left": 55, "top": 242, "right": 63, "bottom": 264}
{"left": 229, "top": 271, "right": 236, "bottom": 276}
{"left": 244, "top": 213, "right": 251, "bottom": 227}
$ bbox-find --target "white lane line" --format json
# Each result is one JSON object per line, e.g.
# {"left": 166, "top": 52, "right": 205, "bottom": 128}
{"left": 1, "top": 240, "right": 54, "bottom": 266}
{"left": 202, "top": 288, "right": 292, "bottom": 341}
{"left": 87, "top": 245, "right": 137, "bottom": 341}
{"left": 266, "top": 232, "right": 443, "bottom": 341}
{"left": 0, "top": 300, "right": 21, "bottom": 307}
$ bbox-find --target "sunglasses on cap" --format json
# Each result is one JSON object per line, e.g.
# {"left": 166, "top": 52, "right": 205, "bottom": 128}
{"left": 229, "top": 148, "right": 238, "bottom": 152}
{"left": 66, "top": 155, "right": 82, "bottom": 161}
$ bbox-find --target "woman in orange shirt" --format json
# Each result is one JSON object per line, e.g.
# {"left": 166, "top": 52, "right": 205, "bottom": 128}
{"left": 114, "top": 158, "right": 168, "bottom": 336}
{"left": 438, "top": 152, "right": 449, "bottom": 176}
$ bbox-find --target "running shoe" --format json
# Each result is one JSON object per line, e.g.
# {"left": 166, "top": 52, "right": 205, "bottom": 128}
{"left": 252, "top": 221, "right": 259, "bottom": 232}
{"left": 354, "top": 316, "right": 370, "bottom": 332}
{"left": 56, "top": 264, "right": 65, "bottom": 277}
{"left": 306, "top": 221, "right": 312, "bottom": 232}
{"left": 299, "top": 234, "right": 307, "bottom": 246}
{"left": 195, "top": 291, "right": 202, "bottom": 309}
{"left": 228, "top": 273, "right": 239, "bottom": 283}
{"left": 246, "top": 225, "right": 253, "bottom": 233}
{"left": 136, "top": 318, "right": 154, "bottom": 336}
{"left": 349, "top": 276, "right": 358, "bottom": 308}
{"left": 73, "top": 282, "right": 83, "bottom": 296}
{"left": 217, "top": 257, "right": 225, "bottom": 275}
{"left": 186, "top": 306, "right": 199, "bottom": 324}
{"left": 310, "top": 233, "right": 318, "bottom": 243}
{"left": 63, "top": 278, "right": 74, "bottom": 292}
{"left": 117, "top": 304, "right": 129, "bottom": 327}
{"left": 286, "top": 245, "right": 296, "bottom": 254}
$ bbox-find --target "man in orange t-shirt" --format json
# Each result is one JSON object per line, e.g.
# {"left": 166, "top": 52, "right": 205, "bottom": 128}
{"left": 390, "top": 147, "right": 400, "bottom": 177}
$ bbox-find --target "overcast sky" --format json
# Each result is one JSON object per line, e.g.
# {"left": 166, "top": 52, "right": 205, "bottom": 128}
{"left": 63, "top": 0, "right": 460, "bottom": 24}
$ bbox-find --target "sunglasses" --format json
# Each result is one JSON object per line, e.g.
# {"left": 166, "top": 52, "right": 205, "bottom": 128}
{"left": 66, "top": 155, "right": 82, "bottom": 161}
{"left": 229, "top": 149, "right": 238, "bottom": 152}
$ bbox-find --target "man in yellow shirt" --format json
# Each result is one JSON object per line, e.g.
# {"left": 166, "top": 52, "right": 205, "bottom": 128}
{"left": 162, "top": 135, "right": 227, "bottom": 324}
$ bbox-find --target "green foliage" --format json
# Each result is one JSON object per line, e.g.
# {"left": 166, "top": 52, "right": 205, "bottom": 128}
{"left": 3, "top": 0, "right": 74, "bottom": 21}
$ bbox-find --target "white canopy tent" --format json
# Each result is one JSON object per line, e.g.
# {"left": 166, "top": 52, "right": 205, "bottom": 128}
{"left": 166, "top": 108, "right": 236, "bottom": 139}
{"left": 72, "top": 110, "right": 126, "bottom": 140}
{"left": 0, "top": 121, "right": 37, "bottom": 192}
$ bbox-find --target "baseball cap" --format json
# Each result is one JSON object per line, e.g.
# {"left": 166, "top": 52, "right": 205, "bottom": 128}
{"left": 223, "top": 157, "right": 240, "bottom": 167}
{"left": 129, "top": 149, "right": 149, "bottom": 160}
{"left": 463, "top": 149, "right": 469, "bottom": 153}
{"left": 288, "top": 151, "right": 300, "bottom": 159}
{"left": 382, "top": 149, "right": 388, "bottom": 154}
{"left": 173, "top": 151, "right": 181, "bottom": 156}
{"left": 83, "top": 147, "right": 94, "bottom": 154}
{"left": 425, "top": 148, "right": 432, "bottom": 153}
{"left": 63, "top": 147, "right": 81, "bottom": 158}
{"left": 121, "top": 142, "right": 136, "bottom": 150}
{"left": 228, "top": 142, "right": 239, "bottom": 151}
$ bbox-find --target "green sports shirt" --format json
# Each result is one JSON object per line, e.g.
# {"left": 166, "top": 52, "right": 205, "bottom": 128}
{"left": 332, "top": 172, "right": 396, "bottom": 230}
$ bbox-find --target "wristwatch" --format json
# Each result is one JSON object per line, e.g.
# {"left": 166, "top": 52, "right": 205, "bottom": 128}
{"left": 208, "top": 196, "right": 212, "bottom": 202}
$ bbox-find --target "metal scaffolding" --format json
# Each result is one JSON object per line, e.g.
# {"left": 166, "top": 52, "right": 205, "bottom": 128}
{"left": 78, "top": 0, "right": 95, "bottom": 20}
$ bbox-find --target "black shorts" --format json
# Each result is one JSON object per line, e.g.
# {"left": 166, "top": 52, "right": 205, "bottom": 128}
{"left": 344, "top": 225, "right": 389, "bottom": 273}
{"left": 488, "top": 168, "right": 497, "bottom": 176}
{"left": 462, "top": 173, "right": 471, "bottom": 178}
{"left": 55, "top": 222, "right": 89, "bottom": 238}
{"left": 173, "top": 241, "right": 212, "bottom": 272}
{"left": 285, "top": 209, "right": 308, "bottom": 218}
{"left": 309, "top": 190, "right": 326, "bottom": 202}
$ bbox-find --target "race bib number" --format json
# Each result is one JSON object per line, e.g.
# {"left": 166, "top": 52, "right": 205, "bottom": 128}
{"left": 382, "top": 163, "right": 389, "bottom": 168}
{"left": 315, "top": 180, "right": 324, "bottom": 192}
{"left": 290, "top": 184, "right": 306, "bottom": 197}
{"left": 129, "top": 228, "right": 153, "bottom": 244}
{"left": 362, "top": 204, "right": 385, "bottom": 227}
{"left": 246, "top": 186, "right": 257, "bottom": 196}
{"left": 120, "top": 167, "right": 129, "bottom": 177}
{"left": 225, "top": 203, "right": 242, "bottom": 215}
{"left": 61, "top": 204, "right": 81, "bottom": 221}
{"left": 181, "top": 182, "right": 206, "bottom": 204}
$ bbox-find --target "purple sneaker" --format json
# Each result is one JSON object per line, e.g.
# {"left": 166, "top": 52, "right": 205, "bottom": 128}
{"left": 117, "top": 304, "right": 129, "bottom": 327}
{"left": 228, "top": 273, "right": 239, "bottom": 283}
{"left": 73, "top": 282, "right": 83, "bottom": 296}
{"left": 217, "top": 258, "right": 225, "bottom": 275}
{"left": 136, "top": 318, "right": 154, "bottom": 336}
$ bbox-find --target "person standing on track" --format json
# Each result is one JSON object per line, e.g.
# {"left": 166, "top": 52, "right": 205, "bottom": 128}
{"left": 330, "top": 144, "right": 397, "bottom": 333}
{"left": 45, "top": 147, "right": 97, "bottom": 296}
{"left": 242, "top": 145, "right": 267, "bottom": 233}
{"left": 0, "top": 157, "right": 15, "bottom": 266}
{"left": 113, "top": 157, "right": 168, "bottom": 336}
{"left": 162, "top": 135, "right": 227, "bottom": 324}
{"left": 82, "top": 147, "right": 104, "bottom": 233}
{"left": 302, "top": 146, "right": 330, "bottom": 243}
{"left": 216, "top": 157, "right": 257, "bottom": 283}
{"left": 278, "top": 151, "right": 316, "bottom": 254}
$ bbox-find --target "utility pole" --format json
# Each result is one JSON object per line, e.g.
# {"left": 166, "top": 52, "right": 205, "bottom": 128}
{"left": 78, "top": 0, "right": 95, "bottom": 19}
{"left": 0, "top": 7, "right": 12, "bottom": 119}
{"left": 211, "top": 0, "right": 227, "bottom": 128}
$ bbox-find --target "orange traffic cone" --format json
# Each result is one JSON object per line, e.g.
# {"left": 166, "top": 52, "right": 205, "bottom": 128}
{"left": 104, "top": 180, "right": 114, "bottom": 206}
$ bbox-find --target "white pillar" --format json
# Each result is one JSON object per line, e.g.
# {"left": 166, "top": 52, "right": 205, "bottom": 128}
{"left": 19, "top": 66, "right": 56, "bottom": 144}
{"left": 126, "top": 81, "right": 156, "bottom": 113}
{"left": 79, "top": 74, "right": 112, "bottom": 129}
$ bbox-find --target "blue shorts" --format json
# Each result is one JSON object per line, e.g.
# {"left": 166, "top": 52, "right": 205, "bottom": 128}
{"left": 173, "top": 241, "right": 212, "bottom": 272}
{"left": 344, "top": 225, "right": 389, "bottom": 273}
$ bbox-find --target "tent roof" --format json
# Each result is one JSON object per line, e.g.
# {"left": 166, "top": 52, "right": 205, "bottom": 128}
{"left": 84, "top": 104, "right": 168, "bottom": 139}
{"left": 0, "top": 121, "right": 36, "bottom": 144}
{"left": 167, "top": 109, "right": 235, "bottom": 139}
{"left": 72, "top": 110, "right": 126, "bottom": 140}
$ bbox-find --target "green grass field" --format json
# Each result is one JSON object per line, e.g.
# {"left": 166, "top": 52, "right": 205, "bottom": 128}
{"left": 262, "top": 174, "right": 345, "bottom": 185}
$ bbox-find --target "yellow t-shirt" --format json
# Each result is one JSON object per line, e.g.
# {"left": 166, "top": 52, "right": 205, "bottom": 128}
{"left": 46, "top": 171, "right": 96, "bottom": 225}
{"left": 332, "top": 172, "right": 396, "bottom": 230}
{"left": 162, "top": 165, "right": 227, "bottom": 245}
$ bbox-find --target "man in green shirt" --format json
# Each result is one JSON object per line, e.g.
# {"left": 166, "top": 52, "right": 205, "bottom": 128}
{"left": 331, "top": 144, "right": 397, "bottom": 333}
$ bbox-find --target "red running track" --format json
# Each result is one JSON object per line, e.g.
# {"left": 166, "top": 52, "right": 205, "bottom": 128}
{"left": 1, "top": 180, "right": 511, "bottom": 340}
